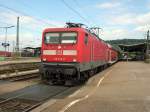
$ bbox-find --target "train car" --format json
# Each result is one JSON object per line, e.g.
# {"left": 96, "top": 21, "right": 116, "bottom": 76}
{"left": 107, "top": 44, "right": 118, "bottom": 64}
{"left": 0, "top": 51, "right": 11, "bottom": 57}
{"left": 40, "top": 23, "right": 118, "bottom": 85}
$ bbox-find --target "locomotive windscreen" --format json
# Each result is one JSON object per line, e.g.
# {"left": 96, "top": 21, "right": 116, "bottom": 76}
{"left": 44, "top": 32, "right": 77, "bottom": 44}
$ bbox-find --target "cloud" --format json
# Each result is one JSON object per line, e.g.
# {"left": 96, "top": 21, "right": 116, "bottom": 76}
{"left": 109, "top": 14, "right": 135, "bottom": 25}
{"left": 0, "top": 10, "right": 64, "bottom": 51}
{"left": 135, "top": 12, "right": 150, "bottom": 26}
{"left": 0, "top": 32, "right": 42, "bottom": 51}
{"left": 134, "top": 25, "right": 150, "bottom": 32}
{"left": 0, "top": 10, "right": 62, "bottom": 27}
{"left": 106, "top": 11, "right": 150, "bottom": 36}
{"left": 102, "top": 27, "right": 145, "bottom": 40}
{"left": 102, "top": 28, "right": 129, "bottom": 40}
{"left": 110, "top": 12, "right": 150, "bottom": 26}
{"left": 96, "top": 2, "right": 121, "bottom": 9}
{"left": 0, "top": 10, "right": 64, "bottom": 31}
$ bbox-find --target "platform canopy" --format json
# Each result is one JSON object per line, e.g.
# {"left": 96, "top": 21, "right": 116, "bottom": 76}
{"left": 118, "top": 43, "right": 150, "bottom": 52}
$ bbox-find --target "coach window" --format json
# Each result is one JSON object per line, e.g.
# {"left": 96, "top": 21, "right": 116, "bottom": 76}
{"left": 84, "top": 33, "right": 88, "bottom": 45}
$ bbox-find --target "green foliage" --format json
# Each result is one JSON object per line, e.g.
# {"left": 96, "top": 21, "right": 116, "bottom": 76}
{"left": 0, "top": 57, "right": 5, "bottom": 61}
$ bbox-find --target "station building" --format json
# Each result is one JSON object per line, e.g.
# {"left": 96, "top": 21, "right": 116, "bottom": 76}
{"left": 118, "top": 43, "right": 150, "bottom": 61}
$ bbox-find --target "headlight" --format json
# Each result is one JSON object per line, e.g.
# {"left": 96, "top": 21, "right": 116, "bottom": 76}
{"left": 43, "top": 58, "right": 46, "bottom": 61}
{"left": 73, "top": 59, "right": 77, "bottom": 62}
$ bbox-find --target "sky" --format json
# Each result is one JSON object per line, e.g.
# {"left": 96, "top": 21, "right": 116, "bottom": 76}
{"left": 0, "top": 0, "right": 150, "bottom": 51}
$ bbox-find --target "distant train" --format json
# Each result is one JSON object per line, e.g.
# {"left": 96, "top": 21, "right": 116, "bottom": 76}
{"left": 39, "top": 23, "right": 118, "bottom": 85}
{"left": 0, "top": 51, "right": 11, "bottom": 57}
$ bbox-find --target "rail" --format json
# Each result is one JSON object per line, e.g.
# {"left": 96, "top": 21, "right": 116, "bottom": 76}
{"left": 0, "top": 86, "right": 71, "bottom": 112}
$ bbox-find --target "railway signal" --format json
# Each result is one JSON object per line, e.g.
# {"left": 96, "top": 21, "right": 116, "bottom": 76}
{"left": 0, "top": 25, "right": 15, "bottom": 56}
{"left": 16, "top": 17, "right": 20, "bottom": 55}
{"left": 1, "top": 43, "right": 10, "bottom": 47}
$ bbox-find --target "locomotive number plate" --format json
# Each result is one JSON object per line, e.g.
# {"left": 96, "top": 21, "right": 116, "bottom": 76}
{"left": 56, "top": 50, "right": 63, "bottom": 55}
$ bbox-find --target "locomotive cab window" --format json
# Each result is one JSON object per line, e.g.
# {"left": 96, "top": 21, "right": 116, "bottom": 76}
{"left": 84, "top": 33, "right": 88, "bottom": 45}
{"left": 44, "top": 32, "right": 77, "bottom": 44}
{"left": 45, "top": 33, "right": 60, "bottom": 44}
{"left": 61, "top": 32, "right": 77, "bottom": 44}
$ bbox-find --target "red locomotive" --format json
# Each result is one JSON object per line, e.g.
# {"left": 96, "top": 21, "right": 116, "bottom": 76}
{"left": 40, "top": 23, "right": 118, "bottom": 85}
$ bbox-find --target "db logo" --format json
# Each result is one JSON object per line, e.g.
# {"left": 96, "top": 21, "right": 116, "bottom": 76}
{"left": 56, "top": 50, "right": 63, "bottom": 55}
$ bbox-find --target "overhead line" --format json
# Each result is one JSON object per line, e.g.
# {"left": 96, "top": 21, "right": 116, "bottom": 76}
{"left": 74, "top": 0, "right": 95, "bottom": 25}
{"left": 0, "top": 21, "right": 43, "bottom": 33}
{"left": 61, "top": 0, "right": 90, "bottom": 24}
{"left": 0, "top": 4, "right": 58, "bottom": 27}
{"left": 0, "top": 21, "right": 14, "bottom": 26}
{"left": 20, "top": 26, "right": 42, "bottom": 33}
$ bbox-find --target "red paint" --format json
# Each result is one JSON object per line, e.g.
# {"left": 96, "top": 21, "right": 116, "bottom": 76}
{"left": 41, "top": 27, "right": 118, "bottom": 63}
{"left": 0, "top": 51, "right": 11, "bottom": 57}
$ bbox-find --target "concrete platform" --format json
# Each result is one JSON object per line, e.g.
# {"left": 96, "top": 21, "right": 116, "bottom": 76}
{"left": 0, "top": 57, "right": 40, "bottom": 65}
{"left": 0, "top": 69, "right": 39, "bottom": 79}
{"left": 32, "top": 62, "right": 150, "bottom": 112}
{"left": 0, "top": 58, "right": 41, "bottom": 75}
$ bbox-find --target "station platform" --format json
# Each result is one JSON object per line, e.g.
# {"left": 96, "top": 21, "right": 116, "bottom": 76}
{"left": 33, "top": 62, "right": 150, "bottom": 112}
{"left": 0, "top": 58, "right": 40, "bottom": 77}
{"left": 0, "top": 57, "right": 40, "bottom": 65}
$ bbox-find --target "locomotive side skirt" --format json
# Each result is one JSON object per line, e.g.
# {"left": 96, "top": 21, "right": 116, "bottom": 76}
{"left": 79, "top": 61, "right": 107, "bottom": 72}
{"left": 40, "top": 60, "right": 108, "bottom": 81}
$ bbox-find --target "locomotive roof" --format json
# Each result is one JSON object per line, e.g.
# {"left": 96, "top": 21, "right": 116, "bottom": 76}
{"left": 43, "top": 27, "right": 86, "bottom": 33}
{"left": 43, "top": 27, "right": 105, "bottom": 44}
{"left": 107, "top": 44, "right": 112, "bottom": 48}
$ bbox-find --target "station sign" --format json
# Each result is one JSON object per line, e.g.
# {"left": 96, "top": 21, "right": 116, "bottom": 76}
{"left": 1, "top": 43, "right": 10, "bottom": 47}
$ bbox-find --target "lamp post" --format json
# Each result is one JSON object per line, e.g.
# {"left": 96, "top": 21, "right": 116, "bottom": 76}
{"left": 0, "top": 25, "right": 15, "bottom": 56}
{"left": 146, "top": 30, "right": 150, "bottom": 58}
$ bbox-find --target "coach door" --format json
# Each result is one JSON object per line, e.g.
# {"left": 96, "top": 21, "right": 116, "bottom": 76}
{"left": 109, "top": 50, "right": 112, "bottom": 62}
{"left": 90, "top": 40, "right": 94, "bottom": 62}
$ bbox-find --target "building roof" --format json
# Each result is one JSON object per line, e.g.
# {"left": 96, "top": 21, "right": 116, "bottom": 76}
{"left": 118, "top": 43, "right": 150, "bottom": 52}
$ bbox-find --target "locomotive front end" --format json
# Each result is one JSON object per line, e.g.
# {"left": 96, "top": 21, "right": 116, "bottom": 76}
{"left": 40, "top": 28, "right": 81, "bottom": 84}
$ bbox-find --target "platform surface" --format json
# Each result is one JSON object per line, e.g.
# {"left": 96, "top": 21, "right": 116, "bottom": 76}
{"left": 34, "top": 62, "right": 150, "bottom": 112}
{"left": 0, "top": 57, "right": 40, "bottom": 65}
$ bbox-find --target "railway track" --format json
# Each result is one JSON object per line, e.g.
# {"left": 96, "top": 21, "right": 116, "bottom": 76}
{"left": 0, "top": 84, "right": 71, "bottom": 112}
{"left": 0, "top": 98, "right": 38, "bottom": 112}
